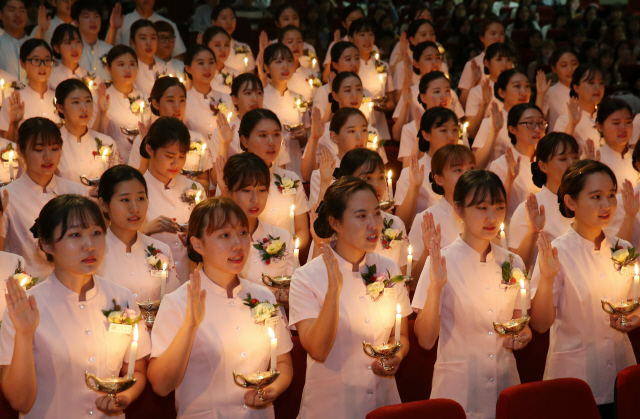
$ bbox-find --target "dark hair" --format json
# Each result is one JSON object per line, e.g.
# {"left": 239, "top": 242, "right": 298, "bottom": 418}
{"left": 314, "top": 176, "right": 377, "bottom": 239}
{"left": 223, "top": 152, "right": 270, "bottom": 192}
{"left": 70, "top": 0, "right": 102, "bottom": 21}
{"left": 34, "top": 194, "right": 106, "bottom": 262}
{"left": 154, "top": 20, "right": 175, "bottom": 36}
{"left": 277, "top": 25, "right": 303, "bottom": 43}
{"left": 494, "top": 68, "right": 527, "bottom": 102}
{"left": 183, "top": 45, "right": 215, "bottom": 80}
{"left": 149, "top": 77, "right": 187, "bottom": 116}
{"left": 506, "top": 103, "right": 542, "bottom": 145}
{"left": 578, "top": 40, "right": 597, "bottom": 64}
{"left": 238, "top": 108, "right": 281, "bottom": 151}
{"left": 348, "top": 18, "right": 375, "bottom": 38}
{"left": 211, "top": 4, "right": 235, "bottom": 22}
{"left": 531, "top": 132, "right": 579, "bottom": 188}
{"left": 203, "top": 26, "right": 231, "bottom": 47}
{"left": 595, "top": 98, "right": 632, "bottom": 138}
{"left": 330, "top": 41, "right": 358, "bottom": 74}
{"left": 558, "top": 160, "right": 617, "bottom": 218}
{"left": 341, "top": 5, "right": 364, "bottom": 23}
{"left": 430, "top": 145, "right": 476, "bottom": 195}
{"left": 417, "top": 71, "right": 449, "bottom": 109}
{"left": 55, "top": 79, "right": 92, "bottom": 120}
{"left": 98, "top": 165, "right": 148, "bottom": 220}
{"left": 329, "top": 107, "right": 366, "bottom": 134}
{"left": 483, "top": 42, "right": 513, "bottom": 75}
{"left": 231, "top": 73, "right": 263, "bottom": 97}
{"left": 632, "top": 141, "right": 640, "bottom": 173}
{"left": 569, "top": 64, "right": 604, "bottom": 99}
{"left": 418, "top": 107, "right": 458, "bottom": 153}
{"left": 263, "top": 43, "right": 294, "bottom": 70}
{"left": 0, "top": 0, "right": 25, "bottom": 9}
{"left": 479, "top": 16, "right": 504, "bottom": 40}
{"left": 412, "top": 41, "right": 440, "bottom": 75}
{"left": 140, "top": 117, "right": 190, "bottom": 159}
{"left": 17, "top": 117, "right": 63, "bottom": 156}
{"left": 453, "top": 170, "right": 506, "bottom": 208}
{"left": 330, "top": 71, "right": 361, "bottom": 113}
{"left": 19, "top": 39, "right": 53, "bottom": 62}
{"left": 106, "top": 45, "right": 137, "bottom": 67}
{"left": 187, "top": 197, "right": 248, "bottom": 263}
{"left": 274, "top": 4, "right": 298, "bottom": 25}
{"left": 50, "top": 24, "right": 81, "bottom": 59}
{"left": 130, "top": 19, "right": 156, "bottom": 40}
{"left": 338, "top": 148, "right": 384, "bottom": 178}
{"left": 406, "top": 19, "right": 434, "bottom": 43}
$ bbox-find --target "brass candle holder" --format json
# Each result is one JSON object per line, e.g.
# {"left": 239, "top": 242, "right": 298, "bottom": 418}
{"left": 233, "top": 370, "right": 280, "bottom": 398}
{"left": 137, "top": 299, "right": 161, "bottom": 329}
{"left": 601, "top": 299, "right": 640, "bottom": 326}
{"left": 80, "top": 175, "right": 100, "bottom": 187}
{"left": 379, "top": 199, "right": 396, "bottom": 212}
{"left": 120, "top": 127, "right": 139, "bottom": 136}
{"left": 85, "top": 372, "right": 136, "bottom": 404}
{"left": 180, "top": 169, "right": 204, "bottom": 177}
{"left": 362, "top": 341, "right": 403, "bottom": 371}
{"left": 493, "top": 316, "right": 530, "bottom": 338}
{"left": 261, "top": 273, "right": 292, "bottom": 289}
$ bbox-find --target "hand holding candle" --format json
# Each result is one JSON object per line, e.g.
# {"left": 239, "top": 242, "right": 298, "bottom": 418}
{"left": 127, "top": 324, "right": 139, "bottom": 378}
{"left": 500, "top": 223, "right": 507, "bottom": 249}
{"left": 268, "top": 327, "right": 277, "bottom": 372}
{"left": 8, "top": 150, "right": 14, "bottom": 181}
{"left": 407, "top": 245, "right": 413, "bottom": 278}
{"left": 395, "top": 304, "right": 401, "bottom": 342}
{"left": 198, "top": 143, "right": 207, "bottom": 171}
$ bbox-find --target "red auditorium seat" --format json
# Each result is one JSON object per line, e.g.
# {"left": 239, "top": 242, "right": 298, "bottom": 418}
{"left": 366, "top": 398, "right": 466, "bottom": 419}
{"left": 0, "top": 384, "right": 19, "bottom": 419}
{"left": 510, "top": 29, "right": 530, "bottom": 45}
{"left": 618, "top": 64, "right": 640, "bottom": 83}
{"left": 616, "top": 365, "right": 640, "bottom": 419}
{"left": 512, "top": 328, "right": 549, "bottom": 383}
{"left": 394, "top": 319, "right": 438, "bottom": 403}
{"left": 274, "top": 335, "right": 307, "bottom": 419}
{"left": 125, "top": 379, "right": 177, "bottom": 419}
{"left": 496, "top": 378, "right": 600, "bottom": 419}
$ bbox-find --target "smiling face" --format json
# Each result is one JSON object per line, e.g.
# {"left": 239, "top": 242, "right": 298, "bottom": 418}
{"left": 508, "top": 108, "right": 545, "bottom": 147}
{"left": 565, "top": 172, "right": 617, "bottom": 229}
{"left": 21, "top": 46, "right": 53, "bottom": 83}
{"left": 191, "top": 214, "right": 251, "bottom": 274}
{"left": 240, "top": 118, "right": 282, "bottom": 166}
{"left": 498, "top": 73, "right": 531, "bottom": 109}
{"left": 415, "top": 45, "right": 442, "bottom": 75}
{"left": 132, "top": 26, "right": 158, "bottom": 61}
{"left": 420, "top": 77, "right": 452, "bottom": 109}
{"left": 55, "top": 31, "right": 83, "bottom": 65}
{"left": 185, "top": 49, "right": 215, "bottom": 83}
{"left": 147, "top": 140, "right": 187, "bottom": 181}
{"left": 21, "top": 135, "right": 62, "bottom": 177}
{"left": 228, "top": 182, "right": 269, "bottom": 220}
{"left": 331, "top": 114, "right": 368, "bottom": 156}
{"left": 108, "top": 52, "right": 138, "bottom": 85}
{"left": 332, "top": 75, "right": 364, "bottom": 109}
{"left": 552, "top": 52, "right": 579, "bottom": 86}
{"left": 153, "top": 85, "right": 187, "bottom": 120}
{"left": 331, "top": 188, "right": 382, "bottom": 253}
{"left": 102, "top": 178, "right": 148, "bottom": 232}
{"left": 282, "top": 30, "right": 304, "bottom": 60}
{"left": 43, "top": 216, "right": 106, "bottom": 275}
{"left": 332, "top": 46, "right": 360, "bottom": 73}
{"left": 58, "top": 87, "right": 93, "bottom": 127}
{"left": 207, "top": 32, "right": 231, "bottom": 65}
{"left": 597, "top": 108, "right": 633, "bottom": 149}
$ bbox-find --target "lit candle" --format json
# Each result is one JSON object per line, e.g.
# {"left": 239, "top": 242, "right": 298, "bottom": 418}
{"left": 375, "top": 53, "right": 379, "bottom": 61}
{"left": 1, "top": 79, "right": 4, "bottom": 104}
{"left": 227, "top": 111, "right": 232, "bottom": 123}
{"left": 289, "top": 204, "right": 295, "bottom": 236}
{"left": 368, "top": 101, "right": 374, "bottom": 127}
{"left": 395, "top": 304, "right": 401, "bottom": 342}
{"left": 139, "top": 102, "right": 145, "bottom": 125}
{"left": 379, "top": 74, "right": 385, "bottom": 97}
{"left": 634, "top": 264, "right": 639, "bottom": 302}
{"left": 520, "top": 279, "right": 527, "bottom": 318}
{"left": 194, "top": 190, "right": 202, "bottom": 205}
{"left": 296, "top": 99, "right": 302, "bottom": 125}
{"left": 8, "top": 150, "right": 14, "bottom": 181}
{"left": 179, "top": 77, "right": 184, "bottom": 84}
{"left": 160, "top": 262, "right": 168, "bottom": 299}
{"left": 387, "top": 170, "right": 393, "bottom": 201}
{"left": 268, "top": 327, "right": 277, "bottom": 371}
{"left": 407, "top": 245, "right": 413, "bottom": 277}
{"left": 372, "top": 135, "right": 378, "bottom": 150}
{"left": 500, "top": 223, "right": 507, "bottom": 249}
{"left": 199, "top": 143, "right": 207, "bottom": 171}
{"left": 88, "top": 80, "right": 93, "bottom": 91}
{"left": 293, "top": 237, "right": 300, "bottom": 271}
{"left": 312, "top": 58, "right": 316, "bottom": 68}
{"left": 309, "top": 78, "right": 314, "bottom": 95}
{"left": 461, "top": 121, "right": 469, "bottom": 145}
{"left": 127, "top": 324, "right": 139, "bottom": 378}
{"left": 244, "top": 56, "right": 248, "bottom": 72}
{"left": 101, "top": 148, "right": 109, "bottom": 172}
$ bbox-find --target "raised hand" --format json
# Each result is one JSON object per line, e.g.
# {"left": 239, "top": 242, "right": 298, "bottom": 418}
{"left": 429, "top": 239, "right": 447, "bottom": 289}
{"left": 215, "top": 155, "right": 228, "bottom": 195}
{"left": 583, "top": 138, "right": 596, "bottom": 160}
{"left": 37, "top": 5, "right": 51, "bottom": 34}
{"left": 535, "top": 70, "right": 551, "bottom": 97}
{"left": 408, "top": 153, "right": 425, "bottom": 188}
{"left": 490, "top": 102, "right": 504, "bottom": 132}
{"left": 567, "top": 97, "right": 582, "bottom": 127}
{"left": 5, "top": 276, "right": 39, "bottom": 336}
{"left": 321, "top": 242, "right": 343, "bottom": 293}
{"left": 470, "top": 59, "right": 482, "bottom": 87}
{"left": 537, "top": 231, "right": 559, "bottom": 280}
{"left": 333, "top": 29, "right": 341, "bottom": 45}
{"left": 621, "top": 179, "right": 640, "bottom": 219}
{"left": 7, "top": 92, "right": 25, "bottom": 123}
{"left": 318, "top": 148, "right": 336, "bottom": 184}
{"left": 185, "top": 266, "right": 207, "bottom": 328}
{"left": 1, "top": 189, "right": 9, "bottom": 213}
{"left": 505, "top": 147, "right": 521, "bottom": 182}
{"left": 480, "top": 78, "right": 492, "bottom": 106}
{"left": 216, "top": 112, "right": 236, "bottom": 146}
{"left": 110, "top": 3, "right": 124, "bottom": 30}
{"left": 309, "top": 107, "right": 324, "bottom": 140}
{"left": 259, "top": 31, "right": 269, "bottom": 53}
{"left": 525, "top": 193, "right": 546, "bottom": 234}
{"left": 421, "top": 212, "right": 441, "bottom": 250}
{"left": 308, "top": 203, "right": 322, "bottom": 243}
{"left": 96, "top": 83, "right": 110, "bottom": 114}
{"left": 327, "top": 72, "right": 336, "bottom": 94}
{"left": 401, "top": 78, "right": 412, "bottom": 108}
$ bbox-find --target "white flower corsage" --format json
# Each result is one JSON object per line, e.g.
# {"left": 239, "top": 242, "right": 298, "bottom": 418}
{"left": 242, "top": 293, "right": 281, "bottom": 324}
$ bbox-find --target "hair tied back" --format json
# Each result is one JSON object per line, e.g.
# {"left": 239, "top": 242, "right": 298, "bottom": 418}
{"left": 30, "top": 218, "right": 40, "bottom": 239}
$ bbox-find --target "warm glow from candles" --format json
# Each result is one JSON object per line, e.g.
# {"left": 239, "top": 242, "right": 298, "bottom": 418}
{"left": 19, "top": 277, "right": 29, "bottom": 287}
{"left": 88, "top": 80, "right": 93, "bottom": 88}
{"left": 140, "top": 102, "right": 144, "bottom": 112}
{"left": 379, "top": 74, "right": 383, "bottom": 83}
{"left": 520, "top": 279, "right": 525, "bottom": 289}
{"left": 309, "top": 79, "right": 313, "bottom": 87}
{"left": 291, "top": 204, "right": 295, "bottom": 212}
{"left": 463, "top": 121, "right": 469, "bottom": 130}
{"left": 372, "top": 136, "right": 377, "bottom": 148}
{"left": 296, "top": 98, "right": 301, "bottom": 108}
{"left": 268, "top": 327, "right": 275, "bottom": 339}
{"left": 179, "top": 77, "right": 184, "bottom": 83}
{"left": 162, "top": 262, "right": 168, "bottom": 271}
{"left": 102, "top": 148, "right": 108, "bottom": 157}
{"left": 387, "top": 170, "right": 392, "bottom": 180}
{"left": 227, "top": 112, "right": 232, "bottom": 122}
{"left": 8, "top": 150, "right": 13, "bottom": 160}
{"left": 195, "top": 190, "right": 202, "bottom": 204}
{"left": 1, "top": 79, "right": 4, "bottom": 87}
{"left": 133, "top": 323, "right": 138, "bottom": 341}
{"left": 408, "top": 245, "right": 412, "bottom": 256}
{"left": 295, "top": 237, "right": 299, "bottom": 249}
{"left": 635, "top": 264, "right": 638, "bottom": 276}
{"left": 375, "top": 53, "right": 379, "bottom": 60}
{"left": 396, "top": 303, "right": 401, "bottom": 314}
{"left": 500, "top": 223, "right": 504, "bottom": 232}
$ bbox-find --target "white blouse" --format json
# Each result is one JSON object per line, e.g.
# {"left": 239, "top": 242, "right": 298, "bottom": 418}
{"left": 78, "top": 39, "right": 112, "bottom": 82}
{"left": 211, "top": 65, "right": 241, "bottom": 95}
{"left": 391, "top": 83, "right": 465, "bottom": 124}
{"left": 226, "top": 39, "right": 256, "bottom": 74}
{"left": 0, "top": 174, "right": 86, "bottom": 279}
{"left": 310, "top": 121, "right": 387, "bottom": 164}
{"left": 358, "top": 58, "right": 392, "bottom": 139}
{"left": 542, "top": 82, "right": 571, "bottom": 133}
{"left": 530, "top": 229, "right": 637, "bottom": 404}
{"left": 143, "top": 170, "right": 205, "bottom": 282}
{"left": 0, "top": 137, "right": 18, "bottom": 184}
{"left": 259, "top": 166, "right": 309, "bottom": 233}
{"left": 0, "top": 250, "right": 26, "bottom": 321}
{"left": 262, "top": 84, "right": 304, "bottom": 129}
{"left": 135, "top": 59, "right": 168, "bottom": 99}
{"left": 394, "top": 152, "right": 440, "bottom": 214}
{"left": 598, "top": 143, "right": 638, "bottom": 188}
{"left": 0, "top": 85, "right": 59, "bottom": 131}
{"left": 151, "top": 270, "right": 293, "bottom": 418}
{"left": 104, "top": 85, "right": 149, "bottom": 158}
{"left": 553, "top": 109, "right": 599, "bottom": 154}
{"left": 466, "top": 79, "right": 502, "bottom": 118}
{"left": 184, "top": 88, "right": 234, "bottom": 140}
{"left": 0, "top": 273, "right": 152, "bottom": 419}
{"left": 242, "top": 221, "right": 294, "bottom": 286}
{"left": 458, "top": 52, "right": 486, "bottom": 92}
{"left": 407, "top": 198, "right": 463, "bottom": 263}
{"left": 48, "top": 63, "right": 102, "bottom": 92}
{"left": 96, "top": 228, "right": 181, "bottom": 304}
{"left": 412, "top": 237, "right": 524, "bottom": 418}
{"left": 287, "top": 65, "right": 316, "bottom": 102}
{"left": 289, "top": 248, "right": 412, "bottom": 419}
{"left": 631, "top": 113, "right": 640, "bottom": 146}
{"left": 312, "top": 83, "right": 375, "bottom": 122}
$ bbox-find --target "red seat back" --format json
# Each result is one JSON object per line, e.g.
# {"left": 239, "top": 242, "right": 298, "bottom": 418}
{"left": 496, "top": 378, "right": 600, "bottom": 419}
{"left": 394, "top": 319, "right": 438, "bottom": 403}
{"left": 366, "top": 398, "right": 466, "bottom": 419}
{"left": 616, "top": 365, "right": 640, "bottom": 419}
{"left": 274, "top": 335, "right": 307, "bottom": 419}
{"left": 125, "top": 378, "right": 177, "bottom": 419}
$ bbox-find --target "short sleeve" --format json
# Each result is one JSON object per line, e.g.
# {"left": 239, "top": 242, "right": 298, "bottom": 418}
{"left": 465, "top": 85, "right": 481, "bottom": 116}
{"left": 150, "top": 291, "right": 186, "bottom": 358}
{"left": 393, "top": 167, "right": 411, "bottom": 206}
{"left": 398, "top": 123, "right": 416, "bottom": 159}
{"left": 0, "top": 303, "right": 17, "bottom": 365}
{"left": 451, "top": 91, "right": 465, "bottom": 119}
{"left": 407, "top": 211, "right": 426, "bottom": 262}
{"left": 488, "top": 158, "right": 507, "bottom": 184}
{"left": 289, "top": 267, "right": 323, "bottom": 326}
{"left": 0, "top": 101, "right": 10, "bottom": 131}
{"left": 508, "top": 201, "right": 528, "bottom": 249}
{"left": 411, "top": 255, "right": 445, "bottom": 313}
{"left": 457, "top": 60, "right": 474, "bottom": 91}
{"left": 294, "top": 175, "right": 309, "bottom": 214}
{"left": 530, "top": 252, "right": 563, "bottom": 307}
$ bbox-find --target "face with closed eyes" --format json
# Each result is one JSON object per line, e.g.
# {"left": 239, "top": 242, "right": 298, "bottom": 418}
{"left": 330, "top": 189, "right": 383, "bottom": 253}
{"left": 597, "top": 108, "right": 633, "bottom": 149}
{"left": 147, "top": 140, "right": 187, "bottom": 183}
{"left": 227, "top": 181, "right": 269, "bottom": 219}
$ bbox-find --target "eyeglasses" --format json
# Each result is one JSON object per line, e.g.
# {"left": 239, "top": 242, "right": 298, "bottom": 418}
{"left": 158, "top": 36, "right": 176, "bottom": 43}
{"left": 25, "top": 58, "right": 54, "bottom": 67}
{"left": 518, "top": 121, "right": 548, "bottom": 130}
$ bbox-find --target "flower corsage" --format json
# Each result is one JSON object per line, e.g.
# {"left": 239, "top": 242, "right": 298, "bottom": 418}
{"left": 145, "top": 244, "right": 170, "bottom": 270}
{"left": 209, "top": 98, "right": 228, "bottom": 116}
{"left": 8, "top": 81, "right": 24, "bottom": 91}
{"left": 611, "top": 240, "right": 639, "bottom": 275}
{"left": 128, "top": 95, "right": 146, "bottom": 115}
{"left": 253, "top": 235, "right": 288, "bottom": 265}
{"left": 1, "top": 142, "right": 15, "bottom": 161}
{"left": 305, "top": 75, "right": 322, "bottom": 88}
{"left": 274, "top": 173, "right": 299, "bottom": 195}
{"left": 92, "top": 137, "right": 113, "bottom": 158}
{"left": 375, "top": 59, "right": 387, "bottom": 74}
{"left": 361, "top": 264, "right": 407, "bottom": 301}
{"left": 189, "top": 141, "right": 204, "bottom": 153}
{"left": 100, "top": 54, "right": 108, "bottom": 66}
{"left": 243, "top": 293, "right": 281, "bottom": 325}
{"left": 221, "top": 72, "right": 234, "bottom": 86}
{"left": 381, "top": 219, "right": 403, "bottom": 250}
{"left": 501, "top": 253, "right": 527, "bottom": 290}
{"left": 179, "top": 183, "right": 202, "bottom": 206}
{"left": 14, "top": 261, "right": 38, "bottom": 290}
{"left": 82, "top": 72, "right": 97, "bottom": 89}
{"left": 234, "top": 45, "right": 249, "bottom": 55}
{"left": 102, "top": 299, "right": 142, "bottom": 325}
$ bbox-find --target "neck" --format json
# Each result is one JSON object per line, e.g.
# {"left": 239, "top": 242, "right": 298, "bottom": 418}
{"left": 460, "top": 230, "right": 492, "bottom": 261}
{"left": 65, "top": 123, "right": 88, "bottom": 140}
{"left": 192, "top": 80, "right": 212, "bottom": 95}
{"left": 4, "top": 27, "right": 24, "bottom": 40}
{"left": 53, "top": 267, "right": 94, "bottom": 299}
{"left": 157, "top": 54, "right": 171, "bottom": 62}
{"left": 248, "top": 216, "right": 259, "bottom": 236}
{"left": 294, "top": 58, "right": 300, "bottom": 69}
{"left": 545, "top": 178, "right": 560, "bottom": 195}
{"left": 579, "top": 98, "right": 596, "bottom": 115}
{"left": 29, "top": 80, "right": 48, "bottom": 96}
{"left": 271, "top": 79, "right": 288, "bottom": 95}
{"left": 333, "top": 238, "right": 366, "bottom": 271}
{"left": 148, "top": 165, "right": 172, "bottom": 187}
{"left": 444, "top": 191, "right": 454, "bottom": 206}
{"left": 359, "top": 50, "right": 371, "bottom": 62}
{"left": 114, "top": 81, "right": 134, "bottom": 96}
{"left": 27, "top": 170, "right": 54, "bottom": 190}
{"left": 57, "top": 12, "right": 72, "bottom": 23}
{"left": 81, "top": 33, "right": 98, "bottom": 45}
{"left": 137, "top": 6, "right": 153, "bottom": 18}
{"left": 572, "top": 220, "right": 605, "bottom": 249}
{"left": 606, "top": 140, "right": 628, "bottom": 155}
{"left": 62, "top": 60, "right": 80, "bottom": 71}
{"left": 503, "top": 103, "right": 514, "bottom": 113}
{"left": 216, "top": 61, "right": 225, "bottom": 71}
{"left": 139, "top": 56, "right": 155, "bottom": 66}
{"left": 514, "top": 141, "right": 536, "bottom": 158}
{"left": 202, "top": 264, "right": 239, "bottom": 298}
{"left": 109, "top": 225, "right": 138, "bottom": 252}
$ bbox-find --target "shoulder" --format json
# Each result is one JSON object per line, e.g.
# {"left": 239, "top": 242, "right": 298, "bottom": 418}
{"left": 294, "top": 254, "right": 327, "bottom": 281}
{"left": 176, "top": 175, "right": 204, "bottom": 191}
{"left": 140, "top": 233, "right": 172, "bottom": 254}
{"left": 0, "top": 250, "right": 23, "bottom": 268}
{"left": 56, "top": 176, "right": 88, "bottom": 194}
{"left": 89, "top": 130, "right": 116, "bottom": 146}
{"left": 367, "top": 251, "right": 399, "bottom": 271}
{"left": 95, "top": 275, "right": 135, "bottom": 300}
{"left": 240, "top": 279, "right": 275, "bottom": 304}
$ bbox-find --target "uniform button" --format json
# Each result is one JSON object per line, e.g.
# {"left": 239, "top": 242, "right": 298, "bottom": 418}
{"left": 271, "top": 208, "right": 275, "bottom": 212}
{"left": 360, "top": 296, "right": 365, "bottom": 301}
{"left": 131, "top": 272, "right": 135, "bottom": 276}
{"left": 85, "top": 329, "right": 91, "bottom": 335}
{"left": 237, "top": 326, "right": 242, "bottom": 330}
{"left": 365, "top": 318, "right": 371, "bottom": 323}
{"left": 601, "top": 274, "right": 605, "bottom": 277}
{"left": 241, "top": 352, "right": 246, "bottom": 357}
{"left": 79, "top": 304, "right": 85, "bottom": 309}
{"left": 253, "top": 259, "right": 258, "bottom": 264}
{"left": 166, "top": 190, "right": 170, "bottom": 194}
{"left": 489, "top": 354, "right": 494, "bottom": 359}
{"left": 485, "top": 286, "right": 490, "bottom": 290}
{"left": 170, "top": 207, "right": 175, "bottom": 211}
{"left": 175, "top": 261, "right": 180, "bottom": 265}
{"left": 367, "top": 390, "right": 373, "bottom": 396}
{"left": 606, "top": 339, "right": 611, "bottom": 344}
{"left": 126, "top": 254, "right": 132, "bottom": 258}
{"left": 489, "top": 309, "right": 493, "bottom": 313}
{"left": 242, "top": 405, "right": 248, "bottom": 411}
{"left": 89, "top": 356, "right": 95, "bottom": 363}
{"left": 489, "top": 331, "right": 493, "bottom": 336}
{"left": 608, "top": 361, "right": 613, "bottom": 366}
{"left": 596, "top": 251, "right": 601, "bottom": 256}
{"left": 175, "top": 243, "right": 179, "bottom": 246}
{"left": 80, "top": 158, "right": 84, "bottom": 162}
{"left": 133, "top": 293, "right": 138, "bottom": 298}
{"left": 367, "top": 366, "right": 372, "bottom": 371}
{"left": 86, "top": 409, "right": 94, "bottom": 416}
{"left": 229, "top": 301, "right": 234, "bottom": 306}
{"left": 489, "top": 377, "right": 495, "bottom": 383}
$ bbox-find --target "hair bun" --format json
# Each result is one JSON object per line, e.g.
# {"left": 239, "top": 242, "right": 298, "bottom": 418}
{"left": 30, "top": 218, "right": 40, "bottom": 239}
{"left": 313, "top": 201, "right": 334, "bottom": 240}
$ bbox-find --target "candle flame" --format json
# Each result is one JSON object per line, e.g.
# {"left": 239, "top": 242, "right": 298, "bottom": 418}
{"left": 309, "top": 79, "right": 313, "bottom": 87}
{"left": 375, "top": 53, "right": 379, "bottom": 60}
{"left": 268, "top": 327, "right": 275, "bottom": 339}
{"left": 140, "top": 102, "right": 144, "bottom": 111}
{"left": 520, "top": 279, "right": 525, "bottom": 289}
{"left": 179, "top": 77, "right": 184, "bottom": 83}
{"left": 291, "top": 204, "right": 295, "bottom": 212}
{"left": 169, "top": 74, "right": 173, "bottom": 77}
{"left": 195, "top": 190, "right": 202, "bottom": 203}
{"left": 463, "top": 121, "right": 469, "bottom": 129}
{"left": 244, "top": 57, "right": 248, "bottom": 65}
{"left": 387, "top": 170, "right": 392, "bottom": 180}
{"left": 1, "top": 79, "right": 4, "bottom": 87}
{"left": 500, "top": 223, "right": 504, "bottom": 232}
{"left": 312, "top": 58, "right": 316, "bottom": 67}
{"left": 8, "top": 150, "right": 13, "bottom": 160}
{"left": 133, "top": 323, "right": 138, "bottom": 341}
{"left": 408, "top": 245, "right": 412, "bottom": 256}
{"left": 162, "top": 262, "right": 168, "bottom": 271}
{"left": 102, "top": 148, "right": 109, "bottom": 157}
{"left": 372, "top": 136, "right": 377, "bottom": 148}
{"left": 20, "top": 276, "right": 29, "bottom": 287}
{"left": 368, "top": 101, "right": 373, "bottom": 110}
{"left": 396, "top": 303, "right": 401, "bottom": 314}
{"left": 227, "top": 112, "right": 232, "bottom": 122}
{"left": 88, "top": 80, "right": 93, "bottom": 88}
{"left": 379, "top": 74, "right": 383, "bottom": 82}
{"left": 295, "top": 237, "right": 299, "bottom": 249}
{"left": 202, "top": 143, "right": 207, "bottom": 152}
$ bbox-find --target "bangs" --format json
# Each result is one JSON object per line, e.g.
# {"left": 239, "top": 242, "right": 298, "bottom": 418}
{"left": 241, "top": 78, "right": 263, "bottom": 93}
{"left": 445, "top": 147, "right": 475, "bottom": 170}
{"left": 464, "top": 177, "right": 506, "bottom": 207}
{"left": 551, "top": 137, "right": 579, "bottom": 157}
{"left": 356, "top": 157, "right": 384, "bottom": 176}
{"left": 56, "top": 202, "right": 105, "bottom": 242}
{"left": 229, "top": 169, "right": 270, "bottom": 191}
{"left": 35, "top": 131, "right": 63, "bottom": 148}
{"left": 268, "top": 45, "right": 294, "bottom": 63}
{"left": 203, "top": 202, "right": 249, "bottom": 235}
{"left": 581, "top": 67, "right": 604, "bottom": 83}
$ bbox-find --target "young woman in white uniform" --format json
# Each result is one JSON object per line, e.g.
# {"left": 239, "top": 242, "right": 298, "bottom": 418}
{"left": 204, "top": 27, "right": 242, "bottom": 96}
{"left": 210, "top": 5, "right": 256, "bottom": 74}
{"left": 542, "top": 47, "right": 578, "bottom": 130}
{"left": 271, "top": 4, "right": 319, "bottom": 72}
{"left": 130, "top": 19, "right": 166, "bottom": 100}
{"left": 48, "top": 24, "right": 102, "bottom": 93}
{"left": 0, "top": 249, "right": 27, "bottom": 322}
{"left": 278, "top": 26, "right": 316, "bottom": 102}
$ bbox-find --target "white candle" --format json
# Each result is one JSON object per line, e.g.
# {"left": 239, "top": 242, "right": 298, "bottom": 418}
{"left": 289, "top": 204, "right": 295, "bottom": 236}
{"left": 1, "top": 79, "right": 4, "bottom": 104}
{"left": 8, "top": 150, "right": 14, "bottom": 181}
{"left": 160, "top": 262, "right": 168, "bottom": 299}
{"left": 312, "top": 58, "right": 316, "bottom": 68}
{"left": 387, "top": 171, "right": 393, "bottom": 201}
{"left": 296, "top": 99, "right": 302, "bottom": 125}
{"left": 375, "top": 53, "right": 379, "bottom": 61}
{"left": 244, "top": 56, "right": 248, "bottom": 72}
{"left": 461, "top": 121, "right": 469, "bottom": 145}
{"left": 634, "top": 264, "right": 639, "bottom": 302}
{"left": 379, "top": 74, "right": 385, "bottom": 97}
{"left": 199, "top": 143, "right": 207, "bottom": 171}
{"left": 293, "top": 237, "right": 300, "bottom": 271}
{"left": 372, "top": 136, "right": 378, "bottom": 150}
{"left": 395, "top": 304, "right": 401, "bottom": 343}
{"left": 407, "top": 245, "right": 413, "bottom": 277}
{"left": 268, "top": 327, "right": 277, "bottom": 371}
{"left": 101, "top": 148, "right": 109, "bottom": 172}
{"left": 127, "top": 324, "right": 139, "bottom": 378}
{"left": 500, "top": 223, "right": 507, "bottom": 249}
{"left": 520, "top": 279, "right": 527, "bottom": 318}
{"left": 227, "top": 111, "right": 232, "bottom": 123}
{"left": 139, "top": 102, "right": 145, "bottom": 125}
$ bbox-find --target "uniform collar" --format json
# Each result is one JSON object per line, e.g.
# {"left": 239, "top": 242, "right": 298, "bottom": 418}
{"left": 331, "top": 246, "right": 369, "bottom": 273}
{"left": 452, "top": 235, "right": 496, "bottom": 263}
{"left": 22, "top": 172, "right": 59, "bottom": 193}
{"left": 106, "top": 227, "right": 143, "bottom": 254}
{"left": 144, "top": 169, "right": 177, "bottom": 190}
{"left": 599, "top": 143, "right": 629, "bottom": 160}
{"left": 565, "top": 225, "right": 616, "bottom": 251}
{"left": 49, "top": 271, "right": 100, "bottom": 301}
{"left": 199, "top": 268, "right": 245, "bottom": 298}
{"left": 60, "top": 125, "right": 91, "bottom": 143}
